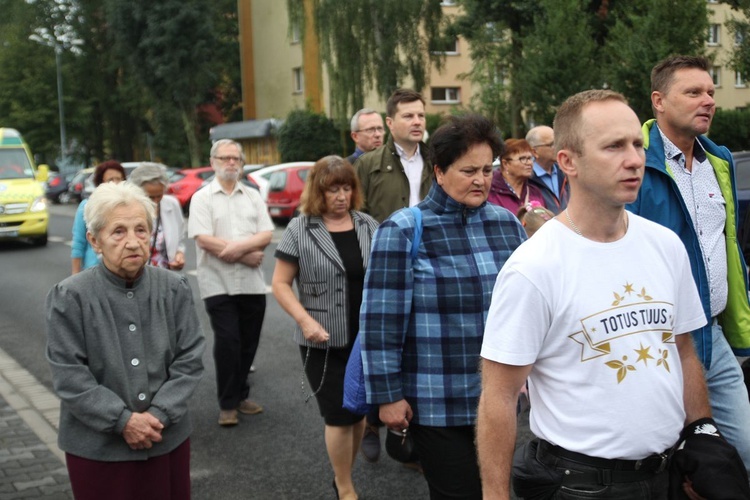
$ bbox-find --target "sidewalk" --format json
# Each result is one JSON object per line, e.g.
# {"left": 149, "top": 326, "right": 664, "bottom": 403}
{"left": 0, "top": 347, "right": 72, "bottom": 499}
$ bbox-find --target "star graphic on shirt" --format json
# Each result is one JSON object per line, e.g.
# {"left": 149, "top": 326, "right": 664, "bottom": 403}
{"left": 634, "top": 343, "right": 654, "bottom": 366}
{"left": 623, "top": 282, "right": 635, "bottom": 295}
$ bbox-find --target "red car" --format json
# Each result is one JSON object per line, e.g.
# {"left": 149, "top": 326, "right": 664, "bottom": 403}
{"left": 166, "top": 166, "right": 214, "bottom": 214}
{"left": 266, "top": 164, "right": 312, "bottom": 223}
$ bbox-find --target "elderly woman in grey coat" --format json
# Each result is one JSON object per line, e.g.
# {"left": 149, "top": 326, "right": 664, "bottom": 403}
{"left": 128, "top": 162, "right": 186, "bottom": 270}
{"left": 45, "top": 182, "right": 205, "bottom": 500}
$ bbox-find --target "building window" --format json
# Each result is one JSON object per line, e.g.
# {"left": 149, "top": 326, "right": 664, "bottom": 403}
{"left": 430, "top": 37, "right": 459, "bottom": 55}
{"left": 736, "top": 31, "right": 744, "bottom": 47}
{"left": 736, "top": 71, "right": 746, "bottom": 88}
{"left": 291, "top": 22, "right": 301, "bottom": 44}
{"left": 708, "top": 24, "right": 720, "bottom": 45}
{"left": 440, "top": 0, "right": 457, "bottom": 5}
{"left": 431, "top": 87, "right": 460, "bottom": 104}
{"left": 707, "top": 0, "right": 718, "bottom": 3}
{"left": 710, "top": 67, "right": 721, "bottom": 87}
{"left": 293, "top": 67, "right": 304, "bottom": 94}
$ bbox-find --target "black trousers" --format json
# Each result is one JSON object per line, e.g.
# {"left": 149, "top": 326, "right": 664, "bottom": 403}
{"left": 410, "top": 424, "right": 482, "bottom": 500}
{"left": 204, "top": 294, "right": 265, "bottom": 410}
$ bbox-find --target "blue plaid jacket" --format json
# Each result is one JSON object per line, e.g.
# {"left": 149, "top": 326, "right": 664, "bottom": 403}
{"left": 360, "top": 182, "right": 526, "bottom": 426}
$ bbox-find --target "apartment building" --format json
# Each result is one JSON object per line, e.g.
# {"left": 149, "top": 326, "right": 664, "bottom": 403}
{"left": 221, "top": 0, "right": 750, "bottom": 161}
{"left": 707, "top": 0, "right": 750, "bottom": 110}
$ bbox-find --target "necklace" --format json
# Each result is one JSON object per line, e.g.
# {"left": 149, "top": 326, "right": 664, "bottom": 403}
{"left": 564, "top": 209, "right": 629, "bottom": 238}
{"left": 564, "top": 209, "right": 582, "bottom": 236}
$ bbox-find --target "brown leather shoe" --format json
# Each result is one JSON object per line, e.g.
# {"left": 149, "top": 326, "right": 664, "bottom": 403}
{"left": 218, "top": 409, "right": 239, "bottom": 426}
{"left": 237, "top": 399, "right": 263, "bottom": 415}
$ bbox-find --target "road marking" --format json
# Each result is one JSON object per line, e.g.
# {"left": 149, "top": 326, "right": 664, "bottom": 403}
{"left": 0, "top": 347, "right": 63, "bottom": 463}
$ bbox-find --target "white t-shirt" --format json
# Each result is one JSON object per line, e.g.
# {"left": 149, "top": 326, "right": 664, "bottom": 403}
{"left": 481, "top": 213, "right": 706, "bottom": 460}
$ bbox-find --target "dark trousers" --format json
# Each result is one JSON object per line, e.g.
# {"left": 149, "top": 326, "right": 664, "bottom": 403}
{"left": 410, "top": 424, "right": 482, "bottom": 500}
{"left": 204, "top": 294, "right": 265, "bottom": 410}
{"left": 66, "top": 439, "right": 190, "bottom": 500}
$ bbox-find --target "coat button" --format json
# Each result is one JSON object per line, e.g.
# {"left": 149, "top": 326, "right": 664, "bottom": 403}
{"left": 131, "top": 358, "right": 140, "bottom": 366}
{"left": 386, "top": 165, "right": 392, "bottom": 171}
{"left": 129, "top": 324, "right": 137, "bottom": 332}
{"left": 138, "top": 393, "right": 146, "bottom": 401}
{"left": 126, "top": 291, "right": 134, "bottom": 299}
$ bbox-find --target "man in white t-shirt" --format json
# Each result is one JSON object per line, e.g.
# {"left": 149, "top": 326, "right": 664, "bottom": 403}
{"left": 476, "top": 90, "right": 732, "bottom": 499}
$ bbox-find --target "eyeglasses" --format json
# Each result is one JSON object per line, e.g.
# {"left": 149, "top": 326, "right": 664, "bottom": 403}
{"left": 507, "top": 156, "right": 534, "bottom": 163}
{"left": 357, "top": 126, "right": 385, "bottom": 136}
{"left": 213, "top": 155, "right": 241, "bottom": 164}
{"left": 533, "top": 142, "right": 554, "bottom": 149}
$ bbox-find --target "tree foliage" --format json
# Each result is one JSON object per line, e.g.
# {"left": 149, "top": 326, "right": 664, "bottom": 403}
{"left": 0, "top": 0, "right": 240, "bottom": 168}
{"left": 455, "top": 0, "right": 711, "bottom": 134}
{"left": 518, "top": 0, "right": 601, "bottom": 126}
{"left": 277, "top": 109, "right": 341, "bottom": 162}
{"left": 603, "top": 0, "right": 708, "bottom": 121}
{"left": 710, "top": 108, "right": 750, "bottom": 151}
{"left": 287, "top": 0, "right": 445, "bottom": 124}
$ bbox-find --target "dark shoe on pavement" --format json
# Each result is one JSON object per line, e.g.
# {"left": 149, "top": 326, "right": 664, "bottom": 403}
{"left": 361, "top": 424, "right": 381, "bottom": 462}
{"left": 237, "top": 399, "right": 263, "bottom": 415}
{"left": 218, "top": 409, "right": 239, "bottom": 426}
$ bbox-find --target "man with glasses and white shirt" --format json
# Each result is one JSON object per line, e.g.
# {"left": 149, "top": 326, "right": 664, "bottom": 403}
{"left": 526, "top": 125, "right": 569, "bottom": 213}
{"left": 188, "top": 139, "right": 275, "bottom": 427}
{"left": 346, "top": 108, "right": 385, "bottom": 166}
{"left": 355, "top": 89, "right": 432, "bottom": 223}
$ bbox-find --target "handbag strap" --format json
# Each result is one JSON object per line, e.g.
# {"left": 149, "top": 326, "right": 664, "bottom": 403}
{"left": 409, "top": 206, "right": 422, "bottom": 261}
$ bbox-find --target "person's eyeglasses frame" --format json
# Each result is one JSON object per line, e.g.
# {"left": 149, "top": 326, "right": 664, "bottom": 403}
{"left": 356, "top": 126, "right": 386, "bottom": 136}
{"left": 506, "top": 155, "right": 534, "bottom": 164}
{"left": 213, "top": 155, "right": 242, "bottom": 164}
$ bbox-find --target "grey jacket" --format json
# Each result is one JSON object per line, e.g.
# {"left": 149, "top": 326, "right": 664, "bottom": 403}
{"left": 275, "top": 211, "right": 379, "bottom": 347}
{"left": 45, "top": 265, "right": 205, "bottom": 461}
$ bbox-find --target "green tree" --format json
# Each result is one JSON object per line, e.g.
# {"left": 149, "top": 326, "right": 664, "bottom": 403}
{"left": 603, "top": 0, "right": 709, "bottom": 121}
{"left": 453, "top": 1, "right": 536, "bottom": 137}
{"left": 107, "top": 0, "right": 223, "bottom": 166}
{"left": 277, "top": 109, "right": 341, "bottom": 162}
{"left": 287, "top": 0, "right": 445, "bottom": 124}
{"left": 710, "top": 108, "right": 750, "bottom": 150}
{"left": 518, "top": 0, "right": 602, "bottom": 126}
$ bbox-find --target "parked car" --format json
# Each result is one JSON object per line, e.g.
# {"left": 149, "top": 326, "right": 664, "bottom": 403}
{"left": 81, "top": 161, "right": 168, "bottom": 200}
{"left": 249, "top": 162, "right": 314, "bottom": 202}
{"left": 45, "top": 172, "right": 75, "bottom": 204}
{"left": 166, "top": 166, "right": 215, "bottom": 214}
{"left": 200, "top": 172, "right": 261, "bottom": 191}
{"left": 64, "top": 167, "right": 95, "bottom": 204}
{"left": 266, "top": 163, "right": 313, "bottom": 223}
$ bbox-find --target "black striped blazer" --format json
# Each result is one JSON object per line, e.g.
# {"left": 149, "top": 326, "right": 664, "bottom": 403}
{"left": 275, "top": 211, "right": 379, "bottom": 347}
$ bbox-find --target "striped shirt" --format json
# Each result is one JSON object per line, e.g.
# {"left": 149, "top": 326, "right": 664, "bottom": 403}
{"left": 360, "top": 183, "right": 526, "bottom": 426}
{"left": 275, "top": 211, "right": 379, "bottom": 347}
{"left": 187, "top": 179, "right": 275, "bottom": 299}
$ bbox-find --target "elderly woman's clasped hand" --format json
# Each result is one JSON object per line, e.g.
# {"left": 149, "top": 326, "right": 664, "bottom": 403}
{"left": 123, "top": 412, "right": 164, "bottom": 450}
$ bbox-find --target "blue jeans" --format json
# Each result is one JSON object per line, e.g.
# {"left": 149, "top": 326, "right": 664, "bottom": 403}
{"left": 706, "top": 324, "right": 750, "bottom": 476}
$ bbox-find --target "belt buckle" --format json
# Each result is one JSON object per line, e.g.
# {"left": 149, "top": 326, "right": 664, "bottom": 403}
{"left": 635, "top": 453, "right": 668, "bottom": 473}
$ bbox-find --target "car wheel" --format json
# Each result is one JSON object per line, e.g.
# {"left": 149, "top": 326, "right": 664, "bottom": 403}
{"left": 31, "top": 233, "right": 48, "bottom": 247}
{"left": 59, "top": 192, "right": 70, "bottom": 204}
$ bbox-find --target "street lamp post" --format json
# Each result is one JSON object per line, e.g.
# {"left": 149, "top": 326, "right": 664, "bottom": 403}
{"left": 54, "top": 44, "right": 67, "bottom": 163}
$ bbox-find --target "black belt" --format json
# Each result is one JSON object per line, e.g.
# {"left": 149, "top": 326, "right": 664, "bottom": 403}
{"left": 536, "top": 440, "right": 671, "bottom": 485}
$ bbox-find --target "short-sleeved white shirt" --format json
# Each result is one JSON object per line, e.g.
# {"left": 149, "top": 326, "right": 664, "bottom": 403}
{"left": 187, "top": 179, "right": 275, "bottom": 299}
{"left": 482, "top": 213, "right": 706, "bottom": 459}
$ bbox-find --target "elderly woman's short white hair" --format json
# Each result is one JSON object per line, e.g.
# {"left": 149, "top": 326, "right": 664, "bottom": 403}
{"left": 128, "top": 162, "right": 170, "bottom": 188}
{"left": 84, "top": 182, "right": 156, "bottom": 236}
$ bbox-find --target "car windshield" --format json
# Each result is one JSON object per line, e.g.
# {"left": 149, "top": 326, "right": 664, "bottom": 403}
{"left": 0, "top": 150, "right": 34, "bottom": 180}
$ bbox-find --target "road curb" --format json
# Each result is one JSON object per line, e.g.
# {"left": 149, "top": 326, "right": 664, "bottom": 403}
{"left": 0, "top": 346, "right": 62, "bottom": 463}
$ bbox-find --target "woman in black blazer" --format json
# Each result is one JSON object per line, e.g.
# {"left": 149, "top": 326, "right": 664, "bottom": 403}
{"left": 272, "top": 156, "right": 378, "bottom": 500}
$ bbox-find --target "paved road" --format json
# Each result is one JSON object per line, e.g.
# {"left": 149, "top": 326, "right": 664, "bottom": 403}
{"left": 0, "top": 203, "right": 531, "bottom": 499}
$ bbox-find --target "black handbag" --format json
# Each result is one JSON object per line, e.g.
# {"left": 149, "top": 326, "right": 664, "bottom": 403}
{"left": 385, "top": 429, "right": 418, "bottom": 463}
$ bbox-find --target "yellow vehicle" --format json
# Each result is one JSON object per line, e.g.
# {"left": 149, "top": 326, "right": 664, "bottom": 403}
{"left": 0, "top": 128, "right": 49, "bottom": 246}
